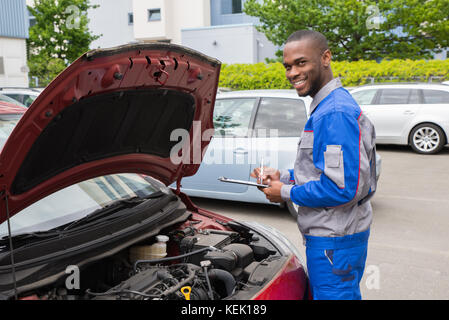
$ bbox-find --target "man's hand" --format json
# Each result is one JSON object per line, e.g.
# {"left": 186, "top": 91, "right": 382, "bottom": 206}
{"left": 250, "top": 167, "right": 280, "bottom": 184}
{"left": 263, "top": 180, "right": 284, "bottom": 203}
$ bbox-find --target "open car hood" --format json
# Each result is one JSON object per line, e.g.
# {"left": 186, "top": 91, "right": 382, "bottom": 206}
{"left": 0, "top": 43, "right": 221, "bottom": 222}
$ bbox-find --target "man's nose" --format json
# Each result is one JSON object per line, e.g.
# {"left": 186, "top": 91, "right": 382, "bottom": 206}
{"left": 287, "top": 66, "right": 301, "bottom": 79}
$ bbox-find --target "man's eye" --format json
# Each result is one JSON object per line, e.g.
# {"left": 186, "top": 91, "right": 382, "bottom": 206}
{"left": 298, "top": 61, "right": 305, "bottom": 66}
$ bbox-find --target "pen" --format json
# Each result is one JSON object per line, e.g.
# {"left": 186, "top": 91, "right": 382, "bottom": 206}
{"left": 259, "top": 157, "right": 264, "bottom": 184}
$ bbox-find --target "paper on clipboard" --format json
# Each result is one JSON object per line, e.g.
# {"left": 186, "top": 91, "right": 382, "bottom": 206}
{"left": 218, "top": 176, "right": 269, "bottom": 188}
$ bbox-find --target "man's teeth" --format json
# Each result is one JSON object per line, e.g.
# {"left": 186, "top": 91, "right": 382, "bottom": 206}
{"left": 294, "top": 80, "right": 306, "bottom": 85}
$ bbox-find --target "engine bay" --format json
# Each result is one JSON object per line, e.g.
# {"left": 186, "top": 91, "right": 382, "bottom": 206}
{"left": 20, "top": 214, "right": 290, "bottom": 300}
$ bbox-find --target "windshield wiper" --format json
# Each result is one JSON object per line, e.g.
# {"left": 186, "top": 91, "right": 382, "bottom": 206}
{"left": 0, "top": 230, "right": 63, "bottom": 249}
{"left": 61, "top": 191, "right": 167, "bottom": 231}
{"left": 0, "top": 191, "right": 167, "bottom": 248}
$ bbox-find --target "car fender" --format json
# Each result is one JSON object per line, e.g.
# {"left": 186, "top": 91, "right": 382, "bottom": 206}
{"left": 403, "top": 116, "right": 449, "bottom": 145}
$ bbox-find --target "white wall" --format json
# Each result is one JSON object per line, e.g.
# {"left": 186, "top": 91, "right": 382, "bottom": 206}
{"left": 88, "top": 0, "right": 135, "bottom": 49}
{"left": 132, "top": 0, "right": 210, "bottom": 44}
{"left": 182, "top": 24, "right": 278, "bottom": 63}
{"left": 0, "top": 37, "right": 29, "bottom": 87}
{"left": 133, "top": 0, "right": 166, "bottom": 41}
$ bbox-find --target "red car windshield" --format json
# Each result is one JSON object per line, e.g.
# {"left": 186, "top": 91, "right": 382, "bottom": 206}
{"left": 0, "top": 173, "right": 163, "bottom": 237}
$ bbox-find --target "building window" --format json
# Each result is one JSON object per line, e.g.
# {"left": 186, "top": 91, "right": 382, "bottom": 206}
{"left": 128, "top": 13, "right": 134, "bottom": 25}
{"left": 29, "top": 16, "right": 37, "bottom": 27}
{"left": 0, "top": 57, "right": 4, "bottom": 75}
{"left": 148, "top": 8, "right": 161, "bottom": 21}
{"left": 221, "top": 0, "right": 243, "bottom": 14}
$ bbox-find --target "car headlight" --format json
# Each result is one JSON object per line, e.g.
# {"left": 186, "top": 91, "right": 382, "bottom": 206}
{"left": 239, "top": 221, "right": 306, "bottom": 269}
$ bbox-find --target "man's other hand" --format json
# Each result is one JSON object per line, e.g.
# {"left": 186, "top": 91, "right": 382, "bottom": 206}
{"left": 263, "top": 180, "right": 284, "bottom": 203}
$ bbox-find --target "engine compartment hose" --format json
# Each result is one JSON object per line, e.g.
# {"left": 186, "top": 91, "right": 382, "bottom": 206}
{"left": 208, "top": 269, "right": 236, "bottom": 297}
{"left": 133, "top": 246, "right": 219, "bottom": 272}
{"left": 203, "top": 265, "right": 214, "bottom": 300}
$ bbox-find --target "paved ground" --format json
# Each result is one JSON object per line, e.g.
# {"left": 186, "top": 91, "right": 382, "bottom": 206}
{"left": 191, "top": 145, "right": 449, "bottom": 300}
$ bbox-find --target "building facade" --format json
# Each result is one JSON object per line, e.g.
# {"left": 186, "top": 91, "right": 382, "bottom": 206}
{"left": 87, "top": 0, "right": 277, "bottom": 63}
{"left": 181, "top": 23, "right": 277, "bottom": 64}
{"left": 132, "top": 0, "right": 211, "bottom": 44}
{"left": 88, "top": 0, "right": 135, "bottom": 49}
{"left": 182, "top": 0, "right": 278, "bottom": 63}
{"left": 0, "top": 0, "right": 29, "bottom": 87}
{"left": 181, "top": 0, "right": 277, "bottom": 63}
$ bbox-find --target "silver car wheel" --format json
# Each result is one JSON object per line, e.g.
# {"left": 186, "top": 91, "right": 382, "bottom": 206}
{"left": 412, "top": 127, "right": 440, "bottom": 153}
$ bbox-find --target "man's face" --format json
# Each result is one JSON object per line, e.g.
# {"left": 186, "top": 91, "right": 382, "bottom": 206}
{"left": 283, "top": 39, "right": 329, "bottom": 97}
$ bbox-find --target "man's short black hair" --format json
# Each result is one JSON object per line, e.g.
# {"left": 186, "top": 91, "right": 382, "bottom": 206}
{"left": 286, "top": 30, "right": 329, "bottom": 54}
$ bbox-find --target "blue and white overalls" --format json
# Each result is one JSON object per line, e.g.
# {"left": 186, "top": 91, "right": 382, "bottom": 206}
{"left": 280, "top": 78, "right": 377, "bottom": 300}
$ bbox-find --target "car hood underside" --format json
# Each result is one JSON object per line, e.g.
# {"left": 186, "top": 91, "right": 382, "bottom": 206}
{"left": 0, "top": 42, "right": 221, "bottom": 222}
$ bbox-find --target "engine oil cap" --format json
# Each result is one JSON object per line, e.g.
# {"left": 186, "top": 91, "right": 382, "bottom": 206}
{"left": 181, "top": 286, "right": 191, "bottom": 300}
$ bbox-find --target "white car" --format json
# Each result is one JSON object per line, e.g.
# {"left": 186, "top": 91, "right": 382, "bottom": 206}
{"left": 0, "top": 87, "right": 42, "bottom": 107}
{"left": 350, "top": 83, "right": 449, "bottom": 154}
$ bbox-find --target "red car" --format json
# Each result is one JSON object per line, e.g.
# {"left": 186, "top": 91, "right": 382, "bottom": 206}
{"left": 0, "top": 43, "right": 308, "bottom": 300}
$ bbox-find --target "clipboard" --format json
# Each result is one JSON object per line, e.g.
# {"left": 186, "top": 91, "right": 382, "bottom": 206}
{"left": 218, "top": 176, "right": 269, "bottom": 188}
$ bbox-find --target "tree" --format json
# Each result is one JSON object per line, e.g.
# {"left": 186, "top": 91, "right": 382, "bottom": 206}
{"left": 244, "top": 0, "right": 449, "bottom": 61}
{"left": 27, "top": 0, "right": 100, "bottom": 86}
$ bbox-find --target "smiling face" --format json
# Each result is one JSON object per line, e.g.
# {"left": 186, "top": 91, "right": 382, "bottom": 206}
{"left": 283, "top": 39, "right": 332, "bottom": 97}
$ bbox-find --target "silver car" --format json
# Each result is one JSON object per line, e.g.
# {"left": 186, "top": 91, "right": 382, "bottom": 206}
{"left": 179, "top": 89, "right": 381, "bottom": 218}
{"left": 178, "top": 90, "right": 311, "bottom": 217}
{"left": 350, "top": 83, "right": 449, "bottom": 154}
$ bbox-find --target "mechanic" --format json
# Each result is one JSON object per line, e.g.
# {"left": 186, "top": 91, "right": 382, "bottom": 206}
{"left": 251, "top": 30, "right": 377, "bottom": 300}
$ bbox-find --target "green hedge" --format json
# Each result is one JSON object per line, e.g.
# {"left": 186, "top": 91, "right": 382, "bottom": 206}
{"left": 218, "top": 59, "right": 449, "bottom": 89}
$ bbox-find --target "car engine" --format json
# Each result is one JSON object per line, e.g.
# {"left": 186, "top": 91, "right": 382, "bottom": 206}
{"left": 24, "top": 225, "right": 283, "bottom": 300}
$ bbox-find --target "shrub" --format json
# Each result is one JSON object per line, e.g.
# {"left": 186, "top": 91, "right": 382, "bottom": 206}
{"left": 219, "top": 59, "right": 449, "bottom": 89}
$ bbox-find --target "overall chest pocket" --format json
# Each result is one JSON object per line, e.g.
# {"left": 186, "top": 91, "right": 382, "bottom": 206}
{"left": 295, "top": 131, "right": 319, "bottom": 183}
{"left": 324, "top": 145, "right": 345, "bottom": 188}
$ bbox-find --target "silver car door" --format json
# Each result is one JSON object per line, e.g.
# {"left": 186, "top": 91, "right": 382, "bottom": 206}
{"left": 250, "top": 97, "right": 308, "bottom": 180}
{"left": 179, "top": 97, "right": 258, "bottom": 193}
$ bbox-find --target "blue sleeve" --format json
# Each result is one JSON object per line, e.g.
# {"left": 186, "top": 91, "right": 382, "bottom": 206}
{"left": 290, "top": 111, "right": 360, "bottom": 207}
{"left": 288, "top": 169, "right": 295, "bottom": 182}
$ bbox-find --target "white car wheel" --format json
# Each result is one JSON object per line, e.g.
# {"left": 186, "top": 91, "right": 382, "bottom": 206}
{"left": 410, "top": 124, "right": 445, "bottom": 154}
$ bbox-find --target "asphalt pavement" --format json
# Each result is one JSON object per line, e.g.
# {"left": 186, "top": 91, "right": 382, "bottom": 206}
{"left": 190, "top": 145, "right": 449, "bottom": 300}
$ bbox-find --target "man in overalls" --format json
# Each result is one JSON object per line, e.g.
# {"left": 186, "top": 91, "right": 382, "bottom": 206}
{"left": 252, "top": 30, "right": 377, "bottom": 300}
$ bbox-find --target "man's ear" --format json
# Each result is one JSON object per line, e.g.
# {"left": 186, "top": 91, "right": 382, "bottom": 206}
{"left": 322, "top": 49, "right": 332, "bottom": 68}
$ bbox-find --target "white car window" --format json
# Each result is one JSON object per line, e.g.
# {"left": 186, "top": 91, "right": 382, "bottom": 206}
{"left": 422, "top": 89, "right": 449, "bottom": 104}
{"left": 213, "top": 98, "right": 257, "bottom": 137}
{"left": 408, "top": 89, "right": 421, "bottom": 104}
{"left": 378, "top": 89, "right": 410, "bottom": 104}
{"left": 352, "top": 89, "right": 377, "bottom": 105}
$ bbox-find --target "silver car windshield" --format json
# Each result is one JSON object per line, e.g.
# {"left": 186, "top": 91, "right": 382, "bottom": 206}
{"left": 0, "top": 173, "right": 162, "bottom": 237}
{"left": 0, "top": 114, "right": 22, "bottom": 149}
{"left": 0, "top": 95, "right": 26, "bottom": 108}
